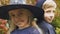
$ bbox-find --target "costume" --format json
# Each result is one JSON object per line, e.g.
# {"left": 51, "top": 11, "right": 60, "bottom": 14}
{"left": 36, "top": 0, "right": 56, "bottom": 34}
{"left": 11, "top": 26, "right": 40, "bottom": 34}
{"left": 37, "top": 21, "right": 56, "bottom": 34}
{"left": 0, "top": 0, "right": 44, "bottom": 34}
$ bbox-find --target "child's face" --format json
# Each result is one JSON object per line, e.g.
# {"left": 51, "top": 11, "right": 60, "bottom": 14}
{"left": 9, "top": 9, "right": 32, "bottom": 28}
{"left": 44, "top": 8, "right": 55, "bottom": 23}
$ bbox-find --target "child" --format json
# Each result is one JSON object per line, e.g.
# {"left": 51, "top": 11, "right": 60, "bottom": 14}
{"left": 36, "top": 0, "right": 57, "bottom": 34}
{"left": 0, "top": 1, "right": 44, "bottom": 34}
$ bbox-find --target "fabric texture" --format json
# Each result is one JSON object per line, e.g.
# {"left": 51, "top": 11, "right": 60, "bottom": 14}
{"left": 38, "top": 21, "right": 56, "bottom": 34}
{"left": 11, "top": 26, "right": 40, "bottom": 34}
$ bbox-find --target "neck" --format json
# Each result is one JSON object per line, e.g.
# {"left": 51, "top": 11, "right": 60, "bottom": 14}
{"left": 18, "top": 24, "right": 30, "bottom": 30}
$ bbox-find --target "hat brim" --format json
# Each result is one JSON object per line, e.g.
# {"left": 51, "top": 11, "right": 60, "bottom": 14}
{"left": 0, "top": 4, "right": 44, "bottom": 20}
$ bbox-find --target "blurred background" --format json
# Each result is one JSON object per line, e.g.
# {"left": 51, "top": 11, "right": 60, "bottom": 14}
{"left": 0, "top": 0, "right": 60, "bottom": 34}
{"left": 52, "top": 0, "right": 60, "bottom": 34}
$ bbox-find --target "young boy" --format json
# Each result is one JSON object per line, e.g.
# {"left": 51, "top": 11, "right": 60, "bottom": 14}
{"left": 36, "top": 0, "right": 57, "bottom": 34}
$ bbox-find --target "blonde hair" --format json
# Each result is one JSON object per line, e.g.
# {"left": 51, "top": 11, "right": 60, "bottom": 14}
{"left": 32, "top": 18, "right": 44, "bottom": 34}
{"left": 7, "top": 8, "right": 42, "bottom": 34}
{"left": 42, "top": 0, "right": 57, "bottom": 10}
{"left": 7, "top": 20, "right": 16, "bottom": 34}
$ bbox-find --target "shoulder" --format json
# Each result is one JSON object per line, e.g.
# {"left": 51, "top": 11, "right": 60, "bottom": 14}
{"left": 11, "top": 29, "right": 18, "bottom": 34}
{"left": 38, "top": 21, "right": 49, "bottom": 32}
{"left": 39, "top": 22, "right": 48, "bottom": 30}
{"left": 28, "top": 27, "right": 40, "bottom": 34}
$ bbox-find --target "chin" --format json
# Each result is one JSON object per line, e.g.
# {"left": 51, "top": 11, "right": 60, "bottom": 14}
{"left": 17, "top": 25, "right": 23, "bottom": 27}
{"left": 47, "top": 21, "right": 52, "bottom": 23}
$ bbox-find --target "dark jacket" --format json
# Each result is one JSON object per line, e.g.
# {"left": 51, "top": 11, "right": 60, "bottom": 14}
{"left": 11, "top": 26, "right": 40, "bottom": 34}
{"left": 37, "top": 21, "right": 56, "bottom": 34}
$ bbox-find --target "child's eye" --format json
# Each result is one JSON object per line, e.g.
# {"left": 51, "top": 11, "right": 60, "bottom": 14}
{"left": 53, "top": 11, "right": 55, "bottom": 13}
{"left": 19, "top": 12, "right": 23, "bottom": 15}
{"left": 46, "top": 10, "right": 51, "bottom": 13}
{"left": 11, "top": 14, "right": 15, "bottom": 17}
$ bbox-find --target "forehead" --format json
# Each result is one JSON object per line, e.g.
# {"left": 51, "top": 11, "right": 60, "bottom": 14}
{"left": 44, "top": 7, "right": 55, "bottom": 12}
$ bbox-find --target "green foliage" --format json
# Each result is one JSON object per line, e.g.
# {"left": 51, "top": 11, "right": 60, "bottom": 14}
{"left": 51, "top": 0, "right": 60, "bottom": 34}
{"left": 52, "top": 15, "right": 60, "bottom": 28}
{"left": 56, "top": 27, "right": 60, "bottom": 34}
